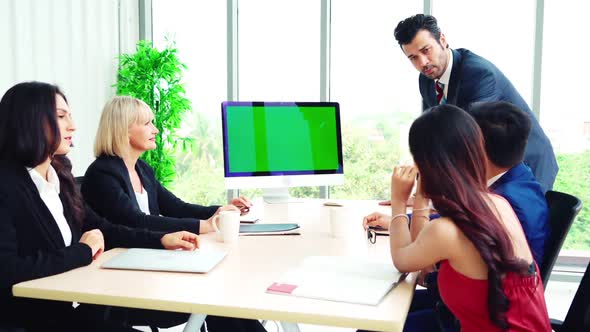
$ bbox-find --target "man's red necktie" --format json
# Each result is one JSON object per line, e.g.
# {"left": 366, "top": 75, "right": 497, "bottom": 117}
{"left": 436, "top": 81, "right": 445, "bottom": 104}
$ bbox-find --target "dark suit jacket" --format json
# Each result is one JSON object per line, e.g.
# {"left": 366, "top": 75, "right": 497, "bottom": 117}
{"left": 82, "top": 156, "right": 219, "bottom": 234}
{"left": 490, "top": 162, "right": 550, "bottom": 264}
{"left": 0, "top": 160, "right": 163, "bottom": 328}
{"left": 419, "top": 48, "right": 558, "bottom": 193}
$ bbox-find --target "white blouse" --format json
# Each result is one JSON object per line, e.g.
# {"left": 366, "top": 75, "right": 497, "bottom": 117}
{"left": 27, "top": 166, "right": 72, "bottom": 246}
{"left": 135, "top": 188, "right": 150, "bottom": 214}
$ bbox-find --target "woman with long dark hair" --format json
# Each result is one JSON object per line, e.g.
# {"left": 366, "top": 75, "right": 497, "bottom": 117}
{"left": 372, "top": 105, "right": 550, "bottom": 331}
{"left": 0, "top": 82, "right": 200, "bottom": 332}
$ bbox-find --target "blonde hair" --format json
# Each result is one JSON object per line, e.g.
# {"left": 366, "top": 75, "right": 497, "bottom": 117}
{"left": 94, "top": 96, "right": 152, "bottom": 158}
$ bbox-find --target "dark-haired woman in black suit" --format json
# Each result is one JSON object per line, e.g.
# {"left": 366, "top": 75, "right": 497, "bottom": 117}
{"left": 0, "top": 82, "right": 200, "bottom": 332}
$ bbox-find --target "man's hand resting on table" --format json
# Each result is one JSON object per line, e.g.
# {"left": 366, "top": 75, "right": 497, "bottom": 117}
{"left": 362, "top": 212, "right": 391, "bottom": 230}
{"left": 417, "top": 265, "right": 437, "bottom": 287}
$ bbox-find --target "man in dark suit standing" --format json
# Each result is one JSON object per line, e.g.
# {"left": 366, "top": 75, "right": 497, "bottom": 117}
{"left": 394, "top": 14, "right": 558, "bottom": 192}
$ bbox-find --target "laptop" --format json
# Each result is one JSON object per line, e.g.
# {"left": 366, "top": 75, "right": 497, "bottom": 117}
{"left": 239, "top": 223, "right": 300, "bottom": 236}
{"left": 102, "top": 248, "right": 227, "bottom": 273}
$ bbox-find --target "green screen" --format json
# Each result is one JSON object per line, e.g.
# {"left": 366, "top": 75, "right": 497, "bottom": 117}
{"left": 226, "top": 105, "right": 340, "bottom": 173}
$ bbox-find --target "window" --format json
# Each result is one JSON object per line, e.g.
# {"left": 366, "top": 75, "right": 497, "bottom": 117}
{"left": 153, "top": 0, "right": 228, "bottom": 205}
{"left": 329, "top": 1, "right": 422, "bottom": 199}
{"left": 433, "top": 0, "right": 536, "bottom": 106}
{"left": 238, "top": 0, "right": 320, "bottom": 101}
{"left": 237, "top": 0, "right": 321, "bottom": 198}
{"left": 541, "top": 0, "right": 590, "bottom": 251}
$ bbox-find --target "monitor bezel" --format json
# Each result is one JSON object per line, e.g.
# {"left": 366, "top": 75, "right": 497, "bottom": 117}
{"left": 221, "top": 101, "right": 344, "bottom": 179}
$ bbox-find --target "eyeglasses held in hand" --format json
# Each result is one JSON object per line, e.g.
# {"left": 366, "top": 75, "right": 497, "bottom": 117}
{"left": 367, "top": 228, "right": 377, "bottom": 244}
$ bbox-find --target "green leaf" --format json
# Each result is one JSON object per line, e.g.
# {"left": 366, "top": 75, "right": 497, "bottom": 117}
{"left": 116, "top": 39, "right": 194, "bottom": 188}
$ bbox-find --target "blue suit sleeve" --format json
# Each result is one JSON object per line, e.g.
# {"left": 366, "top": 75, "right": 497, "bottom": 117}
{"left": 463, "top": 70, "right": 499, "bottom": 106}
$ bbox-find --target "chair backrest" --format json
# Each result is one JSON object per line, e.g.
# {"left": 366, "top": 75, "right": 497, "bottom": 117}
{"left": 561, "top": 260, "right": 590, "bottom": 331}
{"left": 540, "top": 190, "right": 583, "bottom": 288}
{"left": 74, "top": 176, "right": 84, "bottom": 191}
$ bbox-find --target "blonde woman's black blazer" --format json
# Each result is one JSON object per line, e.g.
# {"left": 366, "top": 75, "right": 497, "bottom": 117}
{"left": 82, "top": 156, "right": 219, "bottom": 234}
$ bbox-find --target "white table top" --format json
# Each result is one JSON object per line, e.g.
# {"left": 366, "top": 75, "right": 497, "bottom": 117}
{"left": 13, "top": 199, "right": 416, "bottom": 332}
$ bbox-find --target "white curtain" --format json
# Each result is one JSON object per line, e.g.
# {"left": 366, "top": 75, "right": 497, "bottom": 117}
{"left": 0, "top": 0, "right": 141, "bottom": 175}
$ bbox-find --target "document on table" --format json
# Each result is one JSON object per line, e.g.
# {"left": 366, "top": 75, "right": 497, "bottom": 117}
{"left": 267, "top": 256, "right": 404, "bottom": 305}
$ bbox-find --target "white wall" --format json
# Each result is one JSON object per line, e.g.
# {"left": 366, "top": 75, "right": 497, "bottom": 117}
{"left": 0, "top": 0, "right": 140, "bottom": 175}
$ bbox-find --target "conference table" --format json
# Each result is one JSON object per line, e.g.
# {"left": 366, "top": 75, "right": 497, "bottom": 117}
{"left": 13, "top": 199, "right": 417, "bottom": 332}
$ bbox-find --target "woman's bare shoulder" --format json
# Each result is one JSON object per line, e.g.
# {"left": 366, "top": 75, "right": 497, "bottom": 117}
{"left": 427, "top": 216, "right": 462, "bottom": 240}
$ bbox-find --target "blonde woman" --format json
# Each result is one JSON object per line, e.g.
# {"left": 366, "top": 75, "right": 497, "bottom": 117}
{"left": 82, "top": 96, "right": 251, "bottom": 234}
{"left": 81, "top": 96, "right": 264, "bottom": 331}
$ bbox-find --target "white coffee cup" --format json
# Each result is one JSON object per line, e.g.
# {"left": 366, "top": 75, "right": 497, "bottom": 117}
{"left": 212, "top": 210, "right": 240, "bottom": 243}
{"left": 329, "top": 207, "right": 357, "bottom": 238}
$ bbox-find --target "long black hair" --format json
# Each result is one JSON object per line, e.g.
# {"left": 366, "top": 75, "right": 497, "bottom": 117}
{"left": 0, "top": 81, "right": 85, "bottom": 227}
{"left": 409, "top": 104, "right": 529, "bottom": 329}
{"left": 0, "top": 82, "right": 61, "bottom": 166}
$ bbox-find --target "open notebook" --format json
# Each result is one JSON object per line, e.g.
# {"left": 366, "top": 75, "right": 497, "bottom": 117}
{"left": 240, "top": 211, "right": 259, "bottom": 223}
{"left": 101, "top": 248, "right": 227, "bottom": 273}
{"left": 267, "top": 256, "right": 404, "bottom": 305}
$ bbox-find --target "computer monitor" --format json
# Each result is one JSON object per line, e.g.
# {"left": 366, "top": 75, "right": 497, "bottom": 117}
{"left": 221, "top": 101, "right": 344, "bottom": 203}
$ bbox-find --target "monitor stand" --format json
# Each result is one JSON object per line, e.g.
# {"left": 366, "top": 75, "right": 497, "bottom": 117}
{"left": 263, "top": 188, "right": 302, "bottom": 204}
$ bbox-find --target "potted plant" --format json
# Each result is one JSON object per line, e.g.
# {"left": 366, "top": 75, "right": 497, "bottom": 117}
{"left": 115, "top": 40, "right": 193, "bottom": 187}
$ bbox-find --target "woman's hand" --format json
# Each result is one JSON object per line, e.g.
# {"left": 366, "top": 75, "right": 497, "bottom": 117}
{"left": 229, "top": 196, "right": 252, "bottom": 215}
{"left": 412, "top": 174, "right": 431, "bottom": 211}
{"left": 378, "top": 194, "right": 416, "bottom": 207}
{"left": 201, "top": 205, "right": 241, "bottom": 233}
{"left": 200, "top": 215, "right": 217, "bottom": 234}
{"left": 79, "top": 229, "right": 105, "bottom": 260}
{"left": 391, "top": 165, "right": 418, "bottom": 210}
{"left": 161, "top": 231, "right": 199, "bottom": 251}
{"left": 362, "top": 212, "right": 391, "bottom": 230}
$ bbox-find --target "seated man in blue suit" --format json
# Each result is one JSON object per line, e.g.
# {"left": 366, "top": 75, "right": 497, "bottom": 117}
{"left": 393, "top": 14, "right": 558, "bottom": 193}
{"left": 468, "top": 101, "right": 550, "bottom": 264}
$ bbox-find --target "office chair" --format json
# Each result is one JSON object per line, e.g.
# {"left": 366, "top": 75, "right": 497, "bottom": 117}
{"left": 74, "top": 176, "right": 84, "bottom": 191}
{"left": 132, "top": 314, "right": 207, "bottom": 332}
{"left": 0, "top": 327, "right": 24, "bottom": 332}
{"left": 540, "top": 191, "right": 582, "bottom": 288}
{"left": 551, "top": 260, "right": 590, "bottom": 331}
